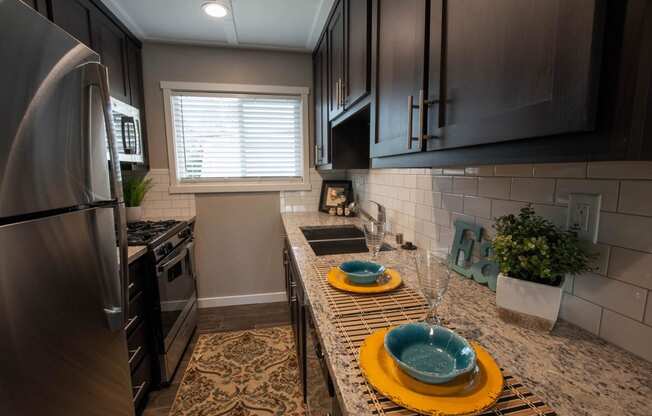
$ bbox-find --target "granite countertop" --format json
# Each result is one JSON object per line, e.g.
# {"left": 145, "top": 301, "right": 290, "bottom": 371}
{"left": 281, "top": 212, "right": 652, "bottom": 416}
{"left": 127, "top": 246, "right": 147, "bottom": 264}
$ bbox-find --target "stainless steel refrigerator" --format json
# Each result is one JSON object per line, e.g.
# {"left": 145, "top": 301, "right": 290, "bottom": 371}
{"left": 0, "top": 1, "right": 134, "bottom": 415}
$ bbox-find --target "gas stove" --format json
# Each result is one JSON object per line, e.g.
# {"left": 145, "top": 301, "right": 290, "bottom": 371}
{"left": 127, "top": 220, "right": 184, "bottom": 246}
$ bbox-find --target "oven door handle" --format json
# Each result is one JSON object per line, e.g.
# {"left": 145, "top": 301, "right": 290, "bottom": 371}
{"left": 158, "top": 242, "right": 194, "bottom": 273}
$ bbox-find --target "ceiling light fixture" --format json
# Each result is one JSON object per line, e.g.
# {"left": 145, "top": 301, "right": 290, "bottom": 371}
{"left": 202, "top": 2, "right": 228, "bottom": 18}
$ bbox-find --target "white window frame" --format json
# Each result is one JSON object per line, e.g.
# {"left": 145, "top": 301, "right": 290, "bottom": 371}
{"left": 161, "top": 81, "right": 311, "bottom": 193}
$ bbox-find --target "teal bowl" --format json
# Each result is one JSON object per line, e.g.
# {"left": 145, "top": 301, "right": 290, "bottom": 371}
{"left": 338, "top": 260, "right": 386, "bottom": 285}
{"left": 384, "top": 323, "right": 476, "bottom": 384}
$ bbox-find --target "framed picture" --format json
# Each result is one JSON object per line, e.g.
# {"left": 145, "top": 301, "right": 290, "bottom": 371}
{"left": 319, "top": 180, "right": 353, "bottom": 213}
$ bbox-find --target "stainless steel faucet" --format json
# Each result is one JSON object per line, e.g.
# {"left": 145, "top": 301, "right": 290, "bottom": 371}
{"left": 368, "top": 200, "right": 386, "bottom": 225}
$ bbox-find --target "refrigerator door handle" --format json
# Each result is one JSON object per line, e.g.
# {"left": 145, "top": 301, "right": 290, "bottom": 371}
{"left": 83, "top": 62, "right": 130, "bottom": 330}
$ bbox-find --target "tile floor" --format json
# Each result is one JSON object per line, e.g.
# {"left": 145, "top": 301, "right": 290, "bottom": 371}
{"left": 142, "top": 302, "right": 291, "bottom": 416}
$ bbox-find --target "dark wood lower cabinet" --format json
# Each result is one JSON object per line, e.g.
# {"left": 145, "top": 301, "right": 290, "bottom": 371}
{"left": 127, "top": 256, "right": 155, "bottom": 414}
{"left": 284, "top": 239, "right": 306, "bottom": 401}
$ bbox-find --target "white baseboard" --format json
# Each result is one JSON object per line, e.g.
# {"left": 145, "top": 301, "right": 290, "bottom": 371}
{"left": 197, "top": 291, "right": 287, "bottom": 308}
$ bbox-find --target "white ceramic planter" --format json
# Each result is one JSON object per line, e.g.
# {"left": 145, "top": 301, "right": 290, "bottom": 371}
{"left": 496, "top": 273, "right": 563, "bottom": 331}
{"left": 125, "top": 206, "right": 143, "bottom": 223}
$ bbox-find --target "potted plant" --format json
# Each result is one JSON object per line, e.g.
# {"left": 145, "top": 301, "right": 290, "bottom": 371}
{"left": 491, "top": 206, "right": 592, "bottom": 330}
{"left": 123, "top": 176, "right": 153, "bottom": 223}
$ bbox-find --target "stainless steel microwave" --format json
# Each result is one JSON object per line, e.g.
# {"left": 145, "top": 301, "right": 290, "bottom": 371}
{"left": 111, "top": 97, "right": 144, "bottom": 164}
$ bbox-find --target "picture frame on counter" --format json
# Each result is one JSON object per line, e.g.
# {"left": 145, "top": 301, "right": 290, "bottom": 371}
{"left": 319, "top": 180, "right": 353, "bottom": 213}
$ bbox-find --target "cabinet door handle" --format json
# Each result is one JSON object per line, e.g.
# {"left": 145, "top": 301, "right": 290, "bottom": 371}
{"left": 418, "top": 90, "right": 425, "bottom": 143}
{"left": 128, "top": 346, "right": 142, "bottom": 365}
{"left": 124, "top": 315, "right": 138, "bottom": 333}
{"left": 340, "top": 78, "right": 345, "bottom": 107}
{"left": 335, "top": 79, "right": 340, "bottom": 109}
{"left": 407, "top": 95, "right": 414, "bottom": 149}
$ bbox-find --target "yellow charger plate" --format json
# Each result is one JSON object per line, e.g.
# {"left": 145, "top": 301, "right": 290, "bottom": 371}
{"left": 359, "top": 328, "right": 504, "bottom": 416}
{"left": 327, "top": 267, "right": 402, "bottom": 294}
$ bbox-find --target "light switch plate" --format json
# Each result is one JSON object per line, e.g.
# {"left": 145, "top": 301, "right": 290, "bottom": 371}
{"left": 567, "top": 193, "right": 601, "bottom": 243}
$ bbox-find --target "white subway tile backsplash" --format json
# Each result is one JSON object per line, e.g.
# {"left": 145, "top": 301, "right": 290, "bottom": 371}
{"left": 463, "top": 196, "right": 492, "bottom": 219}
{"left": 555, "top": 179, "right": 619, "bottom": 211}
{"left": 433, "top": 208, "right": 451, "bottom": 227}
{"left": 532, "top": 204, "right": 567, "bottom": 228}
{"left": 494, "top": 164, "right": 534, "bottom": 177}
{"left": 608, "top": 247, "right": 652, "bottom": 290}
{"left": 510, "top": 178, "right": 555, "bottom": 203}
{"left": 574, "top": 272, "right": 647, "bottom": 321}
{"left": 442, "top": 167, "right": 466, "bottom": 176}
{"left": 138, "top": 169, "right": 196, "bottom": 220}
{"left": 600, "top": 309, "right": 652, "bottom": 361}
{"left": 452, "top": 177, "right": 478, "bottom": 195}
{"left": 599, "top": 212, "right": 652, "bottom": 253}
{"left": 478, "top": 177, "right": 511, "bottom": 199}
{"left": 346, "top": 161, "right": 652, "bottom": 360}
{"left": 416, "top": 175, "right": 433, "bottom": 190}
{"left": 588, "top": 161, "right": 652, "bottom": 180}
{"left": 533, "top": 163, "right": 587, "bottom": 178}
{"left": 465, "top": 166, "right": 494, "bottom": 176}
{"left": 433, "top": 176, "right": 453, "bottom": 193}
{"left": 618, "top": 181, "right": 652, "bottom": 216}
{"left": 559, "top": 293, "right": 602, "bottom": 334}
{"left": 491, "top": 199, "right": 527, "bottom": 219}
{"left": 442, "top": 193, "right": 464, "bottom": 212}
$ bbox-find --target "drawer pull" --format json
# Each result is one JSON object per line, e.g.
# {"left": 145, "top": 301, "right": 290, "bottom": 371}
{"left": 124, "top": 315, "right": 138, "bottom": 333}
{"left": 132, "top": 381, "right": 147, "bottom": 403}
{"left": 128, "top": 346, "right": 142, "bottom": 365}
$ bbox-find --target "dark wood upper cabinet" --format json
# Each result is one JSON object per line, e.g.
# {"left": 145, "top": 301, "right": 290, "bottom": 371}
{"left": 370, "top": 0, "right": 427, "bottom": 158}
{"left": 20, "top": 0, "right": 49, "bottom": 17}
{"left": 345, "top": 0, "right": 370, "bottom": 108}
{"left": 50, "top": 0, "right": 93, "bottom": 47}
{"left": 126, "top": 39, "right": 143, "bottom": 109}
{"left": 425, "top": 0, "right": 604, "bottom": 152}
{"left": 91, "top": 10, "right": 130, "bottom": 104}
{"left": 328, "top": 0, "right": 346, "bottom": 120}
{"left": 314, "top": 35, "right": 330, "bottom": 166}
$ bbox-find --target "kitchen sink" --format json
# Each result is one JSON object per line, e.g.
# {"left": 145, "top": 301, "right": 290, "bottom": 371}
{"left": 300, "top": 225, "right": 393, "bottom": 256}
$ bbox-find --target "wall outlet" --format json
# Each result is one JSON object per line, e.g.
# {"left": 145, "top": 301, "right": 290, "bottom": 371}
{"left": 567, "top": 193, "right": 601, "bottom": 243}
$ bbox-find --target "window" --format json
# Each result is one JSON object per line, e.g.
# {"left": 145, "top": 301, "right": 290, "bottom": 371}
{"left": 162, "top": 82, "right": 310, "bottom": 193}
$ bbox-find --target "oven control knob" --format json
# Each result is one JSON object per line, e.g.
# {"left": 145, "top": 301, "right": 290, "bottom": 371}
{"left": 178, "top": 228, "right": 191, "bottom": 239}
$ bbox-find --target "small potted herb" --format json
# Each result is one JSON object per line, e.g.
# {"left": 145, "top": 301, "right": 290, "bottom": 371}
{"left": 491, "top": 206, "right": 593, "bottom": 330}
{"left": 123, "top": 176, "right": 153, "bottom": 223}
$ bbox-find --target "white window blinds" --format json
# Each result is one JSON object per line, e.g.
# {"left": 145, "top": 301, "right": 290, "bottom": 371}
{"left": 170, "top": 92, "right": 304, "bottom": 182}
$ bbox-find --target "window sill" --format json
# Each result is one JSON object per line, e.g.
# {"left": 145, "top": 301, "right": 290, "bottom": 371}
{"left": 169, "top": 181, "right": 311, "bottom": 194}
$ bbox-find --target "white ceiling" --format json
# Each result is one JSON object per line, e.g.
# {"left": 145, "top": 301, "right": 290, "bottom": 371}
{"left": 102, "top": 0, "right": 334, "bottom": 51}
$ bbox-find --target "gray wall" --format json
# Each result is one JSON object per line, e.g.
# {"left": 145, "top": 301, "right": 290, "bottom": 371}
{"left": 142, "top": 42, "right": 314, "bottom": 169}
{"left": 194, "top": 192, "right": 284, "bottom": 297}
{"left": 141, "top": 42, "right": 313, "bottom": 300}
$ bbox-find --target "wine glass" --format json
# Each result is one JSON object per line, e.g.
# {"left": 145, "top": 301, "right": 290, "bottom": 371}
{"left": 363, "top": 220, "right": 385, "bottom": 259}
{"left": 415, "top": 248, "right": 451, "bottom": 327}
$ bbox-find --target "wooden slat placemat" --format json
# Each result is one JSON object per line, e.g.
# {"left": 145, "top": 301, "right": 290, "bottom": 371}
{"left": 312, "top": 261, "right": 557, "bottom": 416}
{"left": 313, "top": 261, "right": 428, "bottom": 318}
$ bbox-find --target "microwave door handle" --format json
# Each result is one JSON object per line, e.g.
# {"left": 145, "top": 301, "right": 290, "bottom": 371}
{"left": 96, "top": 63, "right": 129, "bottom": 330}
{"left": 120, "top": 116, "right": 129, "bottom": 153}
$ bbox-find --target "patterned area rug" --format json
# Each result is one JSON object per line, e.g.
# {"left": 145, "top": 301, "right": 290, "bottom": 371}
{"left": 170, "top": 326, "right": 305, "bottom": 416}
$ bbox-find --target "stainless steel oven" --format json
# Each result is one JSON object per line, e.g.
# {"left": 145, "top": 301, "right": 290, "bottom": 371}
{"left": 110, "top": 97, "right": 144, "bottom": 164}
{"left": 154, "top": 231, "right": 197, "bottom": 384}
